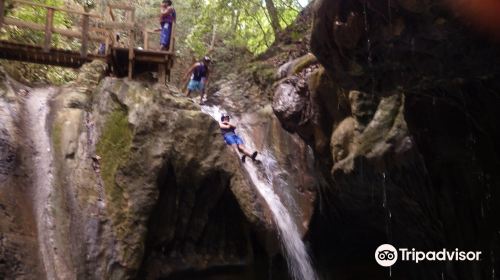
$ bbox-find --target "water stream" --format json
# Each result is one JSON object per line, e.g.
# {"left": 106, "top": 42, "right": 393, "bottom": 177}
{"left": 23, "top": 87, "right": 60, "bottom": 279}
{"left": 202, "top": 105, "right": 318, "bottom": 280}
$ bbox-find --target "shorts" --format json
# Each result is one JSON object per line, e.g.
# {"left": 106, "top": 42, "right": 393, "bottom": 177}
{"left": 223, "top": 133, "right": 244, "bottom": 145}
{"left": 187, "top": 78, "right": 206, "bottom": 92}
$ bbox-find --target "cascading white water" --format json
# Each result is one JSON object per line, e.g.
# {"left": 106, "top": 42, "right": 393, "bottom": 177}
{"left": 23, "top": 87, "right": 63, "bottom": 279}
{"left": 202, "top": 105, "right": 318, "bottom": 280}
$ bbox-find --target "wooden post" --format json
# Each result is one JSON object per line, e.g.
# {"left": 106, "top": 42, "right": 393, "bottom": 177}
{"left": 108, "top": 5, "right": 115, "bottom": 21}
{"left": 80, "top": 14, "right": 89, "bottom": 58}
{"left": 127, "top": 9, "right": 135, "bottom": 79}
{"left": 127, "top": 31, "right": 134, "bottom": 79}
{"left": 168, "top": 21, "right": 175, "bottom": 53}
{"left": 104, "top": 36, "right": 110, "bottom": 55}
{"left": 43, "top": 8, "right": 54, "bottom": 52}
{"left": 158, "top": 63, "right": 166, "bottom": 84}
{"left": 144, "top": 30, "right": 149, "bottom": 50}
{"left": 0, "top": 0, "right": 5, "bottom": 28}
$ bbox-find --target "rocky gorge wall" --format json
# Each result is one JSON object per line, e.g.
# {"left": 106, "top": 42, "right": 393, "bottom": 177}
{"left": 270, "top": 0, "right": 500, "bottom": 279}
{"left": 1, "top": 60, "right": 309, "bottom": 279}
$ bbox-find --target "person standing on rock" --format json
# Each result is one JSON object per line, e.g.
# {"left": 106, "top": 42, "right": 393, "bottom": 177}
{"left": 159, "top": 0, "right": 176, "bottom": 50}
{"left": 219, "top": 114, "right": 258, "bottom": 162}
{"left": 184, "top": 56, "right": 211, "bottom": 104}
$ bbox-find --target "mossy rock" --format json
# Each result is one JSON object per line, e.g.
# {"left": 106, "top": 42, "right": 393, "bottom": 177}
{"left": 290, "top": 53, "right": 317, "bottom": 75}
{"left": 95, "top": 108, "right": 133, "bottom": 240}
{"left": 247, "top": 62, "right": 278, "bottom": 86}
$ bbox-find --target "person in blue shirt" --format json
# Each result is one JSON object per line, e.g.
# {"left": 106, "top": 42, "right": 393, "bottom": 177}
{"left": 184, "top": 56, "right": 211, "bottom": 104}
{"left": 160, "top": 0, "right": 176, "bottom": 50}
{"left": 219, "top": 114, "right": 258, "bottom": 162}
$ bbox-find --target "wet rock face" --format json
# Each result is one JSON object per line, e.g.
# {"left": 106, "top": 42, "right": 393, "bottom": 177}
{"left": 311, "top": 0, "right": 500, "bottom": 92}
{"left": 271, "top": 0, "right": 500, "bottom": 279}
{"left": 273, "top": 58, "right": 443, "bottom": 278}
{"left": 0, "top": 72, "right": 45, "bottom": 280}
{"left": 0, "top": 61, "right": 274, "bottom": 279}
{"left": 207, "top": 76, "right": 319, "bottom": 238}
{"left": 53, "top": 76, "right": 271, "bottom": 279}
{"left": 88, "top": 79, "right": 269, "bottom": 278}
{"left": 273, "top": 77, "right": 310, "bottom": 132}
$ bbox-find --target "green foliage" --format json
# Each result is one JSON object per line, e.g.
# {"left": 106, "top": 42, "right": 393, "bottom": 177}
{"left": 184, "top": 0, "right": 301, "bottom": 55}
{"left": 130, "top": 0, "right": 302, "bottom": 56}
{"left": 3, "top": 0, "right": 75, "bottom": 47}
{"left": 0, "top": 60, "right": 77, "bottom": 85}
{"left": 0, "top": 0, "right": 81, "bottom": 84}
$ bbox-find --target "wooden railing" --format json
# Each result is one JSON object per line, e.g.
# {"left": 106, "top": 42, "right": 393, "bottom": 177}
{"left": 0, "top": 0, "right": 107, "bottom": 58}
{"left": 105, "top": 3, "right": 135, "bottom": 78}
{"left": 142, "top": 21, "right": 176, "bottom": 52}
{"left": 0, "top": 0, "right": 176, "bottom": 81}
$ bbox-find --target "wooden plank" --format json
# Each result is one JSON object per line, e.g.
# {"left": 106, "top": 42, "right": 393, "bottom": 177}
{"left": 97, "top": 21, "right": 134, "bottom": 30}
{"left": 80, "top": 14, "right": 89, "bottom": 58}
{"left": 90, "top": 27, "right": 110, "bottom": 36}
{"left": 12, "top": 0, "right": 101, "bottom": 17}
{"left": 0, "top": 41, "right": 107, "bottom": 67}
{"left": 43, "top": 8, "right": 54, "bottom": 52}
{"left": 53, "top": 26, "right": 105, "bottom": 41}
{"left": 134, "top": 55, "right": 173, "bottom": 63}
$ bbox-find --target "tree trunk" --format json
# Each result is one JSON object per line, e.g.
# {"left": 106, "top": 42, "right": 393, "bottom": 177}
{"left": 264, "top": 0, "right": 281, "bottom": 37}
{"left": 209, "top": 24, "right": 217, "bottom": 51}
{"left": 231, "top": 10, "right": 240, "bottom": 33}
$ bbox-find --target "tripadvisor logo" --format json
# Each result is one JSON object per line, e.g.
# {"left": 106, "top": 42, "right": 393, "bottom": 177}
{"left": 375, "top": 244, "right": 398, "bottom": 267}
{"left": 375, "top": 244, "right": 482, "bottom": 267}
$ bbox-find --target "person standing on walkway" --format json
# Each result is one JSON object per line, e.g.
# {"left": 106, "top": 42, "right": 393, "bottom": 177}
{"left": 184, "top": 56, "right": 211, "bottom": 104}
{"left": 160, "top": 0, "right": 176, "bottom": 50}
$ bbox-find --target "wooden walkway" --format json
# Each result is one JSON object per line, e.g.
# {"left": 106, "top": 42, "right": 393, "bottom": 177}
{"left": 0, "top": 0, "right": 175, "bottom": 82}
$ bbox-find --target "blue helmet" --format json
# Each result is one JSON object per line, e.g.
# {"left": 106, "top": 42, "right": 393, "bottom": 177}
{"left": 220, "top": 114, "right": 230, "bottom": 121}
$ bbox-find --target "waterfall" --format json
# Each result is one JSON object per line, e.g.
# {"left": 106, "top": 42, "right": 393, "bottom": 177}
{"left": 202, "top": 105, "right": 318, "bottom": 280}
{"left": 23, "top": 87, "right": 63, "bottom": 279}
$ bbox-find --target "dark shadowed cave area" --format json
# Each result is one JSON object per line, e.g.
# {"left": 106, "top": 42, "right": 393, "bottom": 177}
{"left": 138, "top": 161, "right": 292, "bottom": 280}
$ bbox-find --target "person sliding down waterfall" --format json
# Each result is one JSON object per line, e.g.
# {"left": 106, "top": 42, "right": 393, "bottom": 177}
{"left": 184, "top": 56, "right": 211, "bottom": 104}
{"left": 219, "top": 114, "right": 258, "bottom": 162}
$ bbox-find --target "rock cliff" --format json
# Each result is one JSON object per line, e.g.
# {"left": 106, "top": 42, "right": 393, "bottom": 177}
{"left": 271, "top": 0, "right": 500, "bottom": 279}
{"left": 0, "top": 61, "right": 286, "bottom": 279}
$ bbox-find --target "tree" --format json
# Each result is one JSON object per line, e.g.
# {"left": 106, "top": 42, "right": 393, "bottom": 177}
{"left": 264, "top": 0, "right": 281, "bottom": 37}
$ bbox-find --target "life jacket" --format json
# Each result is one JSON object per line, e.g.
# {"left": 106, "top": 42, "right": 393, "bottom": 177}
{"left": 192, "top": 63, "right": 208, "bottom": 81}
